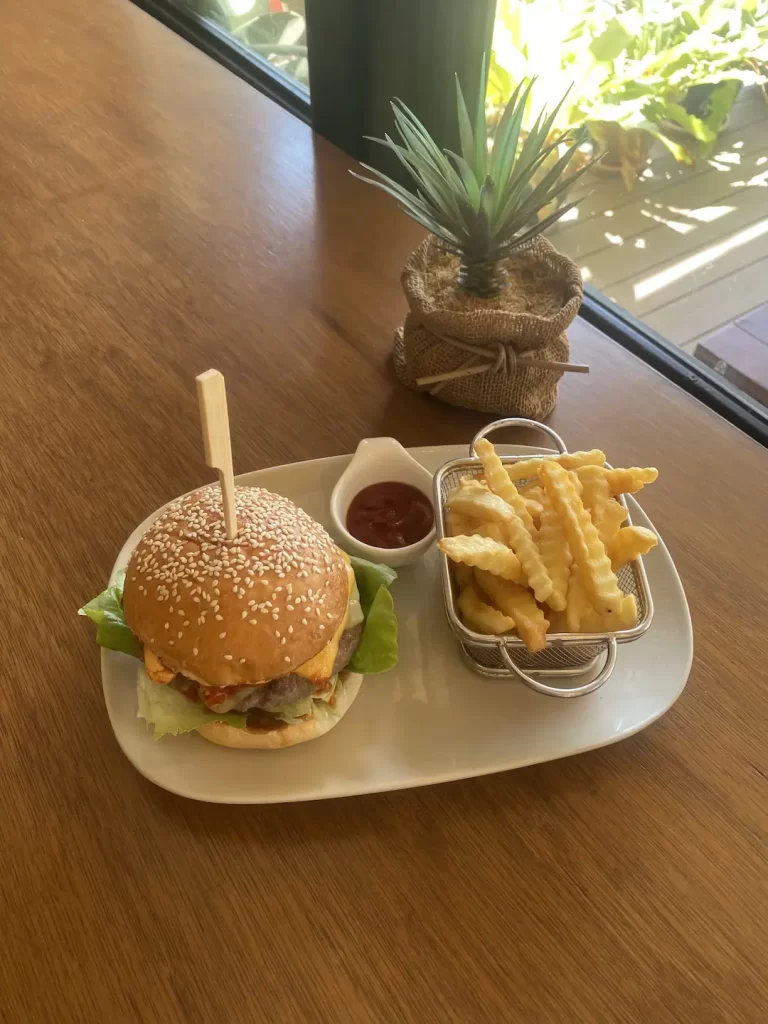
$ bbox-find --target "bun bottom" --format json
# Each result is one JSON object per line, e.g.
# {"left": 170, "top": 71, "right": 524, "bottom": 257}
{"left": 197, "top": 673, "right": 362, "bottom": 750}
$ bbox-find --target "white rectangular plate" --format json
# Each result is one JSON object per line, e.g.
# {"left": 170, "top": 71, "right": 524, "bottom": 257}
{"left": 103, "top": 445, "right": 692, "bottom": 803}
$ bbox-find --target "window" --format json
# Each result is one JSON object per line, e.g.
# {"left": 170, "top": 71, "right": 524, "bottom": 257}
{"left": 488, "top": 1, "right": 768, "bottom": 417}
{"left": 133, "top": 0, "right": 768, "bottom": 442}
{"left": 169, "top": 1, "right": 309, "bottom": 91}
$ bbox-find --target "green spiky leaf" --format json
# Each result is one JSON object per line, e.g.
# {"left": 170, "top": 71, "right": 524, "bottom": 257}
{"left": 353, "top": 72, "right": 591, "bottom": 296}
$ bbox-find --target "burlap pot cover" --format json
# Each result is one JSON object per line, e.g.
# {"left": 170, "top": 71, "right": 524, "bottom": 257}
{"left": 394, "top": 234, "right": 583, "bottom": 417}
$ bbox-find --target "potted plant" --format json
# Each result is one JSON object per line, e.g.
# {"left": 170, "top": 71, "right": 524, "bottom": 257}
{"left": 353, "top": 74, "right": 592, "bottom": 418}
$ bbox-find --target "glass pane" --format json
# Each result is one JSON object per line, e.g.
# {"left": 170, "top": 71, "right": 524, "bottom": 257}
{"left": 488, "top": 1, "right": 768, "bottom": 408}
{"left": 171, "top": 0, "right": 309, "bottom": 93}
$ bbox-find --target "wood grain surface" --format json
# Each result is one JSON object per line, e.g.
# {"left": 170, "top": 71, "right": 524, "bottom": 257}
{"left": 1, "top": 3, "right": 766, "bottom": 1022}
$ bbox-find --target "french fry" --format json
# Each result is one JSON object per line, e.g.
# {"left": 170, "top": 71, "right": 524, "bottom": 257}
{"left": 468, "top": 521, "right": 506, "bottom": 544}
{"left": 605, "top": 467, "right": 658, "bottom": 495}
{"left": 519, "top": 483, "right": 545, "bottom": 504}
{"left": 439, "top": 535, "right": 525, "bottom": 583}
{"left": 453, "top": 563, "right": 475, "bottom": 588}
{"left": 572, "top": 592, "right": 639, "bottom": 633}
{"left": 615, "top": 594, "right": 638, "bottom": 630}
{"left": 502, "top": 514, "right": 553, "bottom": 604}
{"left": 522, "top": 496, "right": 544, "bottom": 521}
{"left": 445, "top": 510, "right": 468, "bottom": 537}
{"left": 473, "top": 438, "right": 537, "bottom": 538}
{"left": 608, "top": 526, "right": 658, "bottom": 569}
{"left": 547, "top": 610, "right": 568, "bottom": 634}
{"left": 447, "top": 490, "right": 517, "bottom": 525}
{"left": 506, "top": 449, "right": 606, "bottom": 483}
{"left": 458, "top": 475, "right": 488, "bottom": 493}
{"left": 592, "top": 593, "right": 639, "bottom": 631}
{"left": 540, "top": 461, "right": 623, "bottom": 617}
{"left": 447, "top": 490, "right": 553, "bottom": 602}
{"left": 595, "top": 498, "right": 628, "bottom": 547}
{"left": 475, "top": 570, "right": 549, "bottom": 652}
{"left": 520, "top": 484, "right": 545, "bottom": 529}
{"left": 538, "top": 497, "right": 571, "bottom": 612}
{"left": 564, "top": 570, "right": 590, "bottom": 631}
{"left": 579, "top": 606, "right": 606, "bottom": 632}
{"left": 458, "top": 584, "right": 516, "bottom": 634}
{"left": 577, "top": 464, "right": 610, "bottom": 524}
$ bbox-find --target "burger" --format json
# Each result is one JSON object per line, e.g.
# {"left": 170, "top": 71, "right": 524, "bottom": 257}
{"left": 80, "top": 484, "right": 398, "bottom": 748}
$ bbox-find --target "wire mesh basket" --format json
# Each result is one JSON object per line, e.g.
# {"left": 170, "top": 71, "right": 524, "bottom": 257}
{"left": 433, "top": 418, "right": 654, "bottom": 698}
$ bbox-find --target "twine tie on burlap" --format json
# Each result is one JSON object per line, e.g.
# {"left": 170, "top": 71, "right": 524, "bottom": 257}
{"left": 414, "top": 329, "right": 589, "bottom": 396}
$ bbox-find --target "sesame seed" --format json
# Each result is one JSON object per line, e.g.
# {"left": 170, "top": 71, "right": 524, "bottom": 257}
{"left": 183, "top": 620, "right": 190, "bottom": 626}
{"left": 281, "top": 637, "right": 286, "bottom": 645}
{"left": 164, "top": 622, "right": 170, "bottom": 630}
{"left": 284, "top": 656, "right": 291, "bottom": 663}
{"left": 177, "top": 631, "right": 183, "bottom": 639}
{"left": 215, "top": 614, "right": 223, "bottom": 621}
{"left": 288, "top": 625, "right": 293, "bottom": 634}
{"left": 224, "top": 655, "right": 233, "bottom": 661}
{"left": 249, "top": 619, "right": 258, "bottom": 625}
{"left": 241, "top": 611, "right": 248, "bottom": 619}
{"left": 319, "top": 625, "right": 325, "bottom": 631}
{"left": 301, "top": 618, "right": 308, "bottom": 625}
{"left": 275, "top": 630, "right": 281, "bottom": 638}
{"left": 219, "top": 632, "right": 226, "bottom": 639}
{"left": 239, "top": 658, "right": 246, "bottom": 664}
{"left": 168, "top": 640, "right": 175, "bottom": 646}
{"left": 193, "top": 648, "right": 199, "bottom": 655}
{"left": 286, "top": 604, "right": 294, "bottom": 611}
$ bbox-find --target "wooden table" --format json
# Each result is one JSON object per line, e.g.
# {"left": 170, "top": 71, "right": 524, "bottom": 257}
{"left": 2, "top": 3, "right": 766, "bottom": 1022}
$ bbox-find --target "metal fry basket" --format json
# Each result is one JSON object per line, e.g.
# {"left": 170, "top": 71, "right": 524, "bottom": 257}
{"left": 433, "top": 418, "right": 654, "bottom": 698}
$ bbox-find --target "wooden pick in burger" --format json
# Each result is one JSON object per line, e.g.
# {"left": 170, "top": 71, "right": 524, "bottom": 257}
{"left": 196, "top": 369, "right": 238, "bottom": 540}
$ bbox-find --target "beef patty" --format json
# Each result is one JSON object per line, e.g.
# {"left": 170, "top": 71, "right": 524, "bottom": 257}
{"left": 171, "top": 624, "right": 363, "bottom": 714}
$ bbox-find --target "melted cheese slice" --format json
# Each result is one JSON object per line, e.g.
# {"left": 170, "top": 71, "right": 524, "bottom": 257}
{"left": 294, "top": 562, "right": 355, "bottom": 683}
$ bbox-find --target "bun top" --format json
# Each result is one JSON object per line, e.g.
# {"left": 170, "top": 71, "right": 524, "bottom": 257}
{"left": 123, "top": 484, "right": 350, "bottom": 686}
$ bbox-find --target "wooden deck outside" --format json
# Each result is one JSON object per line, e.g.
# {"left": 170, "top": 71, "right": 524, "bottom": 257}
{"left": 547, "top": 86, "right": 768, "bottom": 355}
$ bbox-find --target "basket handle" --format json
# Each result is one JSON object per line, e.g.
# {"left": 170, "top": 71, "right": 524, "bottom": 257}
{"left": 499, "top": 638, "right": 617, "bottom": 698}
{"left": 470, "top": 418, "right": 568, "bottom": 459}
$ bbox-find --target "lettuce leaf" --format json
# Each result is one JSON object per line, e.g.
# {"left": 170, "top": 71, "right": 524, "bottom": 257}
{"left": 348, "top": 558, "right": 398, "bottom": 674}
{"left": 270, "top": 695, "right": 314, "bottom": 724}
{"left": 137, "top": 670, "right": 247, "bottom": 739}
{"left": 79, "top": 570, "right": 141, "bottom": 659}
{"left": 349, "top": 557, "right": 397, "bottom": 614}
{"left": 270, "top": 675, "right": 343, "bottom": 723}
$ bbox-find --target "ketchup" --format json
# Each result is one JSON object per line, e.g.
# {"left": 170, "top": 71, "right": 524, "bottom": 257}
{"left": 346, "top": 482, "right": 434, "bottom": 549}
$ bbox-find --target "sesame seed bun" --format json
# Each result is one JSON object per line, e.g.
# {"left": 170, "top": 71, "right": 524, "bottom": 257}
{"left": 123, "top": 484, "right": 350, "bottom": 687}
{"left": 196, "top": 672, "right": 362, "bottom": 749}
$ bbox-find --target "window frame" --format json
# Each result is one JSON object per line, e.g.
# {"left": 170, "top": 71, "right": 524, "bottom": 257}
{"left": 131, "top": 0, "right": 768, "bottom": 447}
{"left": 131, "top": 0, "right": 311, "bottom": 122}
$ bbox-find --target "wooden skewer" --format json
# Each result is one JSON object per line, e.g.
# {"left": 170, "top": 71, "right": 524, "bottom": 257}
{"left": 416, "top": 359, "right": 590, "bottom": 388}
{"left": 196, "top": 369, "right": 238, "bottom": 540}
